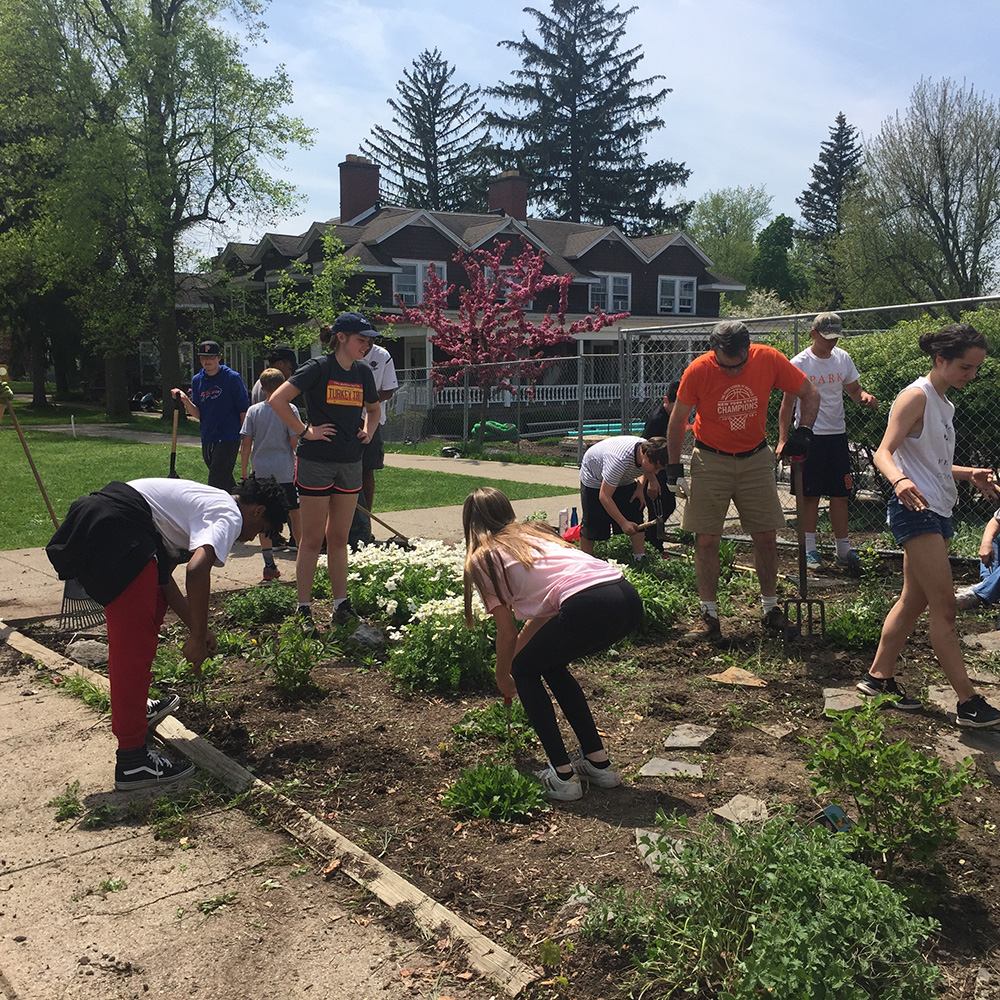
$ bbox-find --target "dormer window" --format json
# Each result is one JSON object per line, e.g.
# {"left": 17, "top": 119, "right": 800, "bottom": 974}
{"left": 393, "top": 261, "right": 441, "bottom": 305}
{"left": 590, "top": 273, "right": 631, "bottom": 312}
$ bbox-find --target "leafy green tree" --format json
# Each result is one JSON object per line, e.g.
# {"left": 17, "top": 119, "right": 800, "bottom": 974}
{"left": 796, "top": 112, "right": 862, "bottom": 308}
{"left": 859, "top": 78, "right": 1000, "bottom": 308}
{"left": 272, "top": 231, "right": 377, "bottom": 343}
{"left": 748, "top": 214, "right": 806, "bottom": 304}
{"left": 54, "top": 0, "right": 314, "bottom": 419}
{"left": 686, "top": 185, "right": 772, "bottom": 286}
{"left": 361, "top": 48, "right": 493, "bottom": 212}
{"left": 488, "top": 0, "right": 691, "bottom": 232}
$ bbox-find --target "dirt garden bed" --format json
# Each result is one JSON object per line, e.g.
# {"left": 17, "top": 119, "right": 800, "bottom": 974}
{"left": 18, "top": 542, "right": 1000, "bottom": 999}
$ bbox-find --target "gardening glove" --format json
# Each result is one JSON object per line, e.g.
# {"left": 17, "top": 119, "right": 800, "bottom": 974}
{"left": 666, "top": 463, "right": 688, "bottom": 499}
{"left": 0, "top": 381, "right": 13, "bottom": 404}
{"left": 783, "top": 426, "right": 814, "bottom": 463}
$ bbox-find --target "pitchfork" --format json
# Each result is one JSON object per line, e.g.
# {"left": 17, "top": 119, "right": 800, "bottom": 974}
{"left": 783, "top": 457, "right": 825, "bottom": 641}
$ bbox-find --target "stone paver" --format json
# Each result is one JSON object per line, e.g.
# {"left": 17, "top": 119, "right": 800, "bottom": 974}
{"left": 756, "top": 721, "right": 799, "bottom": 740}
{"left": 823, "top": 687, "right": 863, "bottom": 714}
{"left": 713, "top": 794, "right": 768, "bottom": 825}
{"left": 638, "top": 758, "right": 703, "bottom": 778}
{"left": 634, "top": 829, "right": 683, "bottom": 874}
{"left": 663, "top": 723, "right": 716, "bottom": 749}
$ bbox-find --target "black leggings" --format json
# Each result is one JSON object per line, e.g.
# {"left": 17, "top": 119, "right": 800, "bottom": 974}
{"left": 512, "top": 577, "right": 642, "bottom": 768}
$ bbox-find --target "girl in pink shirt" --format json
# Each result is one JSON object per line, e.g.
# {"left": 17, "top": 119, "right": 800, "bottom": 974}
{"left": 463, "top": 487, "right": 642, "bottom": 801}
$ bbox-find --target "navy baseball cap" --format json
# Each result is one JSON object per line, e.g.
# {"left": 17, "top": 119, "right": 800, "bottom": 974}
{"left": 331, "top": 312, "right": 381, "bottom": 337}
{"left": 197, "top": 340, "right": 222, "bottom": 356}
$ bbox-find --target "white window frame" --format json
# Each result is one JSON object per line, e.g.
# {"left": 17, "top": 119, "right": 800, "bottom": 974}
{"left": 590, "top": 272, "right": 631, "bottom": 313}
{"left": 266, "top": 283, "right": 286, "bottom": 315}
{"left": 393, "top": 260, "right": 443, "bottom": 306}
{"left": 485, "top": 265, "right": 533, "bottom": 309}
{"left": 658, "top": 275, "right": 697, "bottom": 315}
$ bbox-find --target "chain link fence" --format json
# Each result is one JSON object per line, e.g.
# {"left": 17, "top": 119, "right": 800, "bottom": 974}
{"left": 383, "top": 296, "right": 1000, "bottom": 534}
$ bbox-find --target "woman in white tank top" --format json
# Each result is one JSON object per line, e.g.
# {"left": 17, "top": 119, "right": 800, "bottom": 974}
{"left": 858, "top": 324, "right": 1000, "bottom": 728}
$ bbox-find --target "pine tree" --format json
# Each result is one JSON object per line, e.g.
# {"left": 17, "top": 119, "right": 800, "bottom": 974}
{"left": 488, "top": 0, "right": 690, "bottom": 233}
{"left": 796, "top": 112, "right": 862, "bottom": 307}
{"left": 749, "top": 215, "right": 807, "bottom": 305}
{"left": 361, "top": 48, "right": 493, "bottom": 213}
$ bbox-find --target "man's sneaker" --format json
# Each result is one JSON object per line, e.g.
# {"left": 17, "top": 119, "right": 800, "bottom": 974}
{"left": 681, "top": 612, "right": 722, "bottom": 644}
{"left": 536, "top": 764, "right": 584, "bottom": 802}
{"left": 573, "top": 756, "right": 622, "bottom": 788}
{"left": 856, "top": 672, "right": 922, "bottom": 710}
{"left": 956, "top": 587, "right": 984, "bottom": 611}
{"left": 956, "top": 694, "right": 1000, "bottom": 728}
{"left": 146, "top": 694, "right": 180, "bottom": 728}
{"left": 835, "top": 550, "right": 862, "bottom": 573}
{"left": 331, "top": 599, "right": 358, "bottom": 627}
{"left": 262, "top": 566, "right": 281, "bottom": 582}
{"left": 806, "top": 550, "right": 823, "bottom": 570}
{"left": 115, "top": 746, "right": 195, "bottom": 790}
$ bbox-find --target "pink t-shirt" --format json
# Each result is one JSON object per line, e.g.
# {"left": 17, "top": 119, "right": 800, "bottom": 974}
{"left": 474, "top": 538, "right": 623, "bottom": 619}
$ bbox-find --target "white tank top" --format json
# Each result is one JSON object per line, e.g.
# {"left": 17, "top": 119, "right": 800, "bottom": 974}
{"left": 891, "top": 376, "right": 957, "bottom": 517}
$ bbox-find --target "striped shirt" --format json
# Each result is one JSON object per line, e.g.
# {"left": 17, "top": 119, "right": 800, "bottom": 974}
{"left": 580, "top": 436, "right": 644, "bottom": 489}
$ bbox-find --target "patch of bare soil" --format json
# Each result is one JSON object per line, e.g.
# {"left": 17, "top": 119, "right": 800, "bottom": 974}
{"left": 21, "top": 548, "right": 1000, "bottom": 999}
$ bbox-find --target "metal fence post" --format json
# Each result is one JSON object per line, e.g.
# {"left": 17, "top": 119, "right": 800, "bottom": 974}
{"left": 462, "top": 367, "right": 470, "bottom": 442}
{"left": 577, "top": 349, "right": 585, "bottom": 468}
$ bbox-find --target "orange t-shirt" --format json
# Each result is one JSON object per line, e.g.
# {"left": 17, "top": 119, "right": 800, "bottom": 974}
{"left": 677, "top": 343, "right": 806, "bottom": 453}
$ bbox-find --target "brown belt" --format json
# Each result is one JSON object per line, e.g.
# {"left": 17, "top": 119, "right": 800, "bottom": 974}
{"left": 694, "top": 439, "right": 768, "bottom": 459}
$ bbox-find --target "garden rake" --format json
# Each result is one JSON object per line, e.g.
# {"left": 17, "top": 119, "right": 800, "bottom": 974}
{"left": 0, "top": 378, "right": 106, "bottom": 631}
{"left": 355, "top": 503, "right": 412, "bottom": 550}
{"left": 783, "top": 457, "right": 825, "bottom": 641}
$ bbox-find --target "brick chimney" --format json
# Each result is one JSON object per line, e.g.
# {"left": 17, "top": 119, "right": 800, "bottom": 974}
{"left": 339, "top": 155, "right": 380, "bottom": 222}
{"left": 488, "top": 170, "right": 528, "bottom": 221}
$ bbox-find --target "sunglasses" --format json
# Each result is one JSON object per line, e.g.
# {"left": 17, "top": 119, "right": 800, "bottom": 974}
{"left": 715, "top": 354, "right": 748, "bottom": 370}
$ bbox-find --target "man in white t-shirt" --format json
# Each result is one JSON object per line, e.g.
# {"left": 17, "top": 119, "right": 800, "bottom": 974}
{"left": 777, "top": 312, "right": 879, "bottom": 571}
{"left": 46, "top": 477, "right": 288, "bottom": 791}
{"left": 354, "top": 340, "right": 399, "bottom": 543}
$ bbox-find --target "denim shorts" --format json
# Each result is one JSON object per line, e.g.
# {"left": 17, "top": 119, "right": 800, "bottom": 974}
{"left": 886, "top": 498, "right": 953, "bottom": 546}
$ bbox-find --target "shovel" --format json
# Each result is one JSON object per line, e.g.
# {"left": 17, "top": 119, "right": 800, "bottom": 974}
{"left": 783, "top": 457, "right": 825, "bottom": 640}
{"left": 168, "top": 395, "right": 181, "bottom": 478}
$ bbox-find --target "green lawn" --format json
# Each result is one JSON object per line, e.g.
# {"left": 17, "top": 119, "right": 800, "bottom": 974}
{"left": 1, "top": 429, "right": 574, "bottom": 549}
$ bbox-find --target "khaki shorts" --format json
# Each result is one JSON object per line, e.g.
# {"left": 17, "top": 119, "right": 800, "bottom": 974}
{"left": 681, "top": 444, "right": 785, "bottom": 535}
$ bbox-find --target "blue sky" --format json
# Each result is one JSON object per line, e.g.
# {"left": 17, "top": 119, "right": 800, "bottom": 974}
{"left": 194, "top": 0, "right": 1000, "bottom": 254}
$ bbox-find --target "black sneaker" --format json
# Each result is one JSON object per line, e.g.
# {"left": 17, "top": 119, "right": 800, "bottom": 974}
{"left": 331, "top": 599, "right": 358, "bottom": 627}
{"left": 956, "top": 694, "right": 1000, "bottom": 728}
{"left": 146, "top": 694, "right": 180, "bottom": 728}
{"left": 295, "top": 606, "right": 320, "bottom": 637}
{"left": 115, "top": 746, "right": 195, "bottom": 790}
{"left": 856, "top": 672, "right": 922, "bottom": 710}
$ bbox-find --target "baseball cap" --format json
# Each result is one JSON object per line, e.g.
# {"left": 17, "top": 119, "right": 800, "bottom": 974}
{"left": 267, "top": 343, "right": 297, "bottom": 364}
{"left": 813, "top": 312, "right": 843, "bottom": 339}
{"left": 197, "top": 340, "right": 222, "bottom": 356}
{"left": 331, "top": 311, "right": 381, "bottom": 337}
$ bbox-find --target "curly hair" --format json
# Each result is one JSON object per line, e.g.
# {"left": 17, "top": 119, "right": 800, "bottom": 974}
{"left": 234, "top": 475, "right": 289, "bottom": 534}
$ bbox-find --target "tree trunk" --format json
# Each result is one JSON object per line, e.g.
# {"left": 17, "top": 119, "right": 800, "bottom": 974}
{"left": 28, "top": 307, "right": 48, "bottom": 408}
{"left": 154, "top": 242, "right": 183, "bottom": 422}
{"left": 104, "top": 353, "right": 130, "bottom": 418}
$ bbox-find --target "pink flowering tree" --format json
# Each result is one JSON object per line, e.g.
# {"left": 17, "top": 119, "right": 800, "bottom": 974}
{"left": 388, "top": 239, "right": 628, "bottom": 445}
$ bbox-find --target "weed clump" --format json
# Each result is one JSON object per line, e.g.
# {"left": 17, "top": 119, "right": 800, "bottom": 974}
{"left": 222, "top": 581, "right": 297, "bottom": 625}
{"left": 441, "top": 761, "right": 547, "bottom": 821}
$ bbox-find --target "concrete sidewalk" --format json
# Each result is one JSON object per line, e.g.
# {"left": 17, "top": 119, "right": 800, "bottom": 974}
{"left": 1, "top": 451, "right": 581, "bottom": 623}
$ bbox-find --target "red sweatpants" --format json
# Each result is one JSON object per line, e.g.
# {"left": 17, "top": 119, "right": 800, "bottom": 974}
{"left": 105, "top": 559, "right": 167, "bottom": 749}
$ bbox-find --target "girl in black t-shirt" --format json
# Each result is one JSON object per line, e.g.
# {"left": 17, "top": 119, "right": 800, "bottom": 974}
{"left": 269, "top": 313, "right": 381, "bottom": 630}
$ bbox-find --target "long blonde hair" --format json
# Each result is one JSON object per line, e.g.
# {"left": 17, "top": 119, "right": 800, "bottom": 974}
{"left": 462, "top": 487, "right": 572, "bottom": 626}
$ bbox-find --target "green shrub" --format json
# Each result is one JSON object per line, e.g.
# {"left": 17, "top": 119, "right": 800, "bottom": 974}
{"left": 441, "top": 761, "right": 548, "bottom": 821}
{"left": 826, "top": 546, "right": 894, "bottom": 648}
{"left": 152, "top": 643, "right": 222, "bottom": 689}
{"left": 249, "top": 618, "right": 325, "bottom": 698}
{"left": 452, "top": 700, "right": 536, "bottom": 754}
{"left": 803, "top": 695, "right": 979, "bottom": 867}
{"left": 584, "top": 812, "right": 940, "bottom": 999}
{"left": 386, "top": 601, "right": 495, "bottom": 693}
{"left": 222, "top": 581, "right": 298, "bottom": 625}
{"left": 311, "top": 564, "right": 331, "bottom": 600}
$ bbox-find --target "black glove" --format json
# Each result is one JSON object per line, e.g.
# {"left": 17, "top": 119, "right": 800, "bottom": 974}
{"left": 666, "top": 463, "right": 684, "bottom": 485}
{"left": 784, "top": 426, "right": 814, "bottom": 462}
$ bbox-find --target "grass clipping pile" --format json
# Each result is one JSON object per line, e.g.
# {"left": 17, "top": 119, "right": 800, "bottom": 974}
{"left": 31, "top": 533, "right": 1000, "bottom": 999}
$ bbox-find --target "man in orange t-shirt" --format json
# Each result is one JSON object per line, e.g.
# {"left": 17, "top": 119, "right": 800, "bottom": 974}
{"left": 665, "top": 320, "right": 820, "bottom": 643}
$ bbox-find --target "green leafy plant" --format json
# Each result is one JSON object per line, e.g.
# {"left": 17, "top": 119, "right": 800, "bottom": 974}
{"left": 441, "top": 761, "right": 548, "bottom": 821}
{"left": 584, "top": 811, "right": 940, "bottom": 999}
{"left": 620, "top": 565, "right": 690, "bottom": 635}
{"left": 803, "top": 695, "right": 979, "bottom": 867}
{"left": 197, "top": 891, "right": 237, "bottom": 915}
{"left": 60, "top": 674, "right": 111, "bottom": 715}
{"left": 98, "top": 878, "right": 127, "bottom": 894}
{"left": 452, "top": 700, "right": 536, "bottom": 753}
{"left": 152, "top": 643, "right": 223, "bottom": 689}
{"left": 48, "top": 781, "right": 83, "bottom": 821}
{"left": 222, "top": 581, "right": 298, "bottom": 625}
{"left": 249, "top": 618, "right": 325, "bottom": 698}
{"left": 214, "top": 630, "right": 250, "bottom": 656}
{"left": 81, "top": 803, "right": 118, "bottom": 829}
{"left": 826, "top": 546, "right": 893, "bottom": 648}
{"left": 386, "top": 600, "right": 495, "bottom": 693}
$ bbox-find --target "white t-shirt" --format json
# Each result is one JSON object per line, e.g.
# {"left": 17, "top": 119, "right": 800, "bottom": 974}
{"left": 580, "top": 436, "right": 643, "bottom": 489}
{"left": 128, "top": 478, "right": 242, "bottom": 566}
{"left": 363, "top": 343, "right": 398, "bottom": 425}
{"left": 474, "top": 537, "right": 623, "bottom": 619}
{"left": 790, "top": 345, "right": 860, "bottom": 435}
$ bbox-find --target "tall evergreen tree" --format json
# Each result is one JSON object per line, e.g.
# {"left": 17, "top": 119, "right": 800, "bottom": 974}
{"left": 796, "top": 112, "right": 862, "bottom": 307}
{"left": 488, "top": 0, "right": 691, "bottom": 233}
{"left": 361, "top": 48, "right": 493, "bottom": 213}
{"left": 749, "top": 215, "right": 806, "bottom": 305}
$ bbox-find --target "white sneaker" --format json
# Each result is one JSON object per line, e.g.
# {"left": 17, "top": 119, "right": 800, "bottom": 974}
{"left": 956, "top": 587, "right": 984, "bottom": 610}
{"left": 536, "top": 764, "right": 583, "bottom": 801}
{"left": 573, "top": 756, "right": 622, "bottom": 788}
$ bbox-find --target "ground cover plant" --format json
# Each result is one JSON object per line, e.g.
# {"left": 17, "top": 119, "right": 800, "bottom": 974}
{"left": 21, "top": 530, "right": 1000, "bottom": 999}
